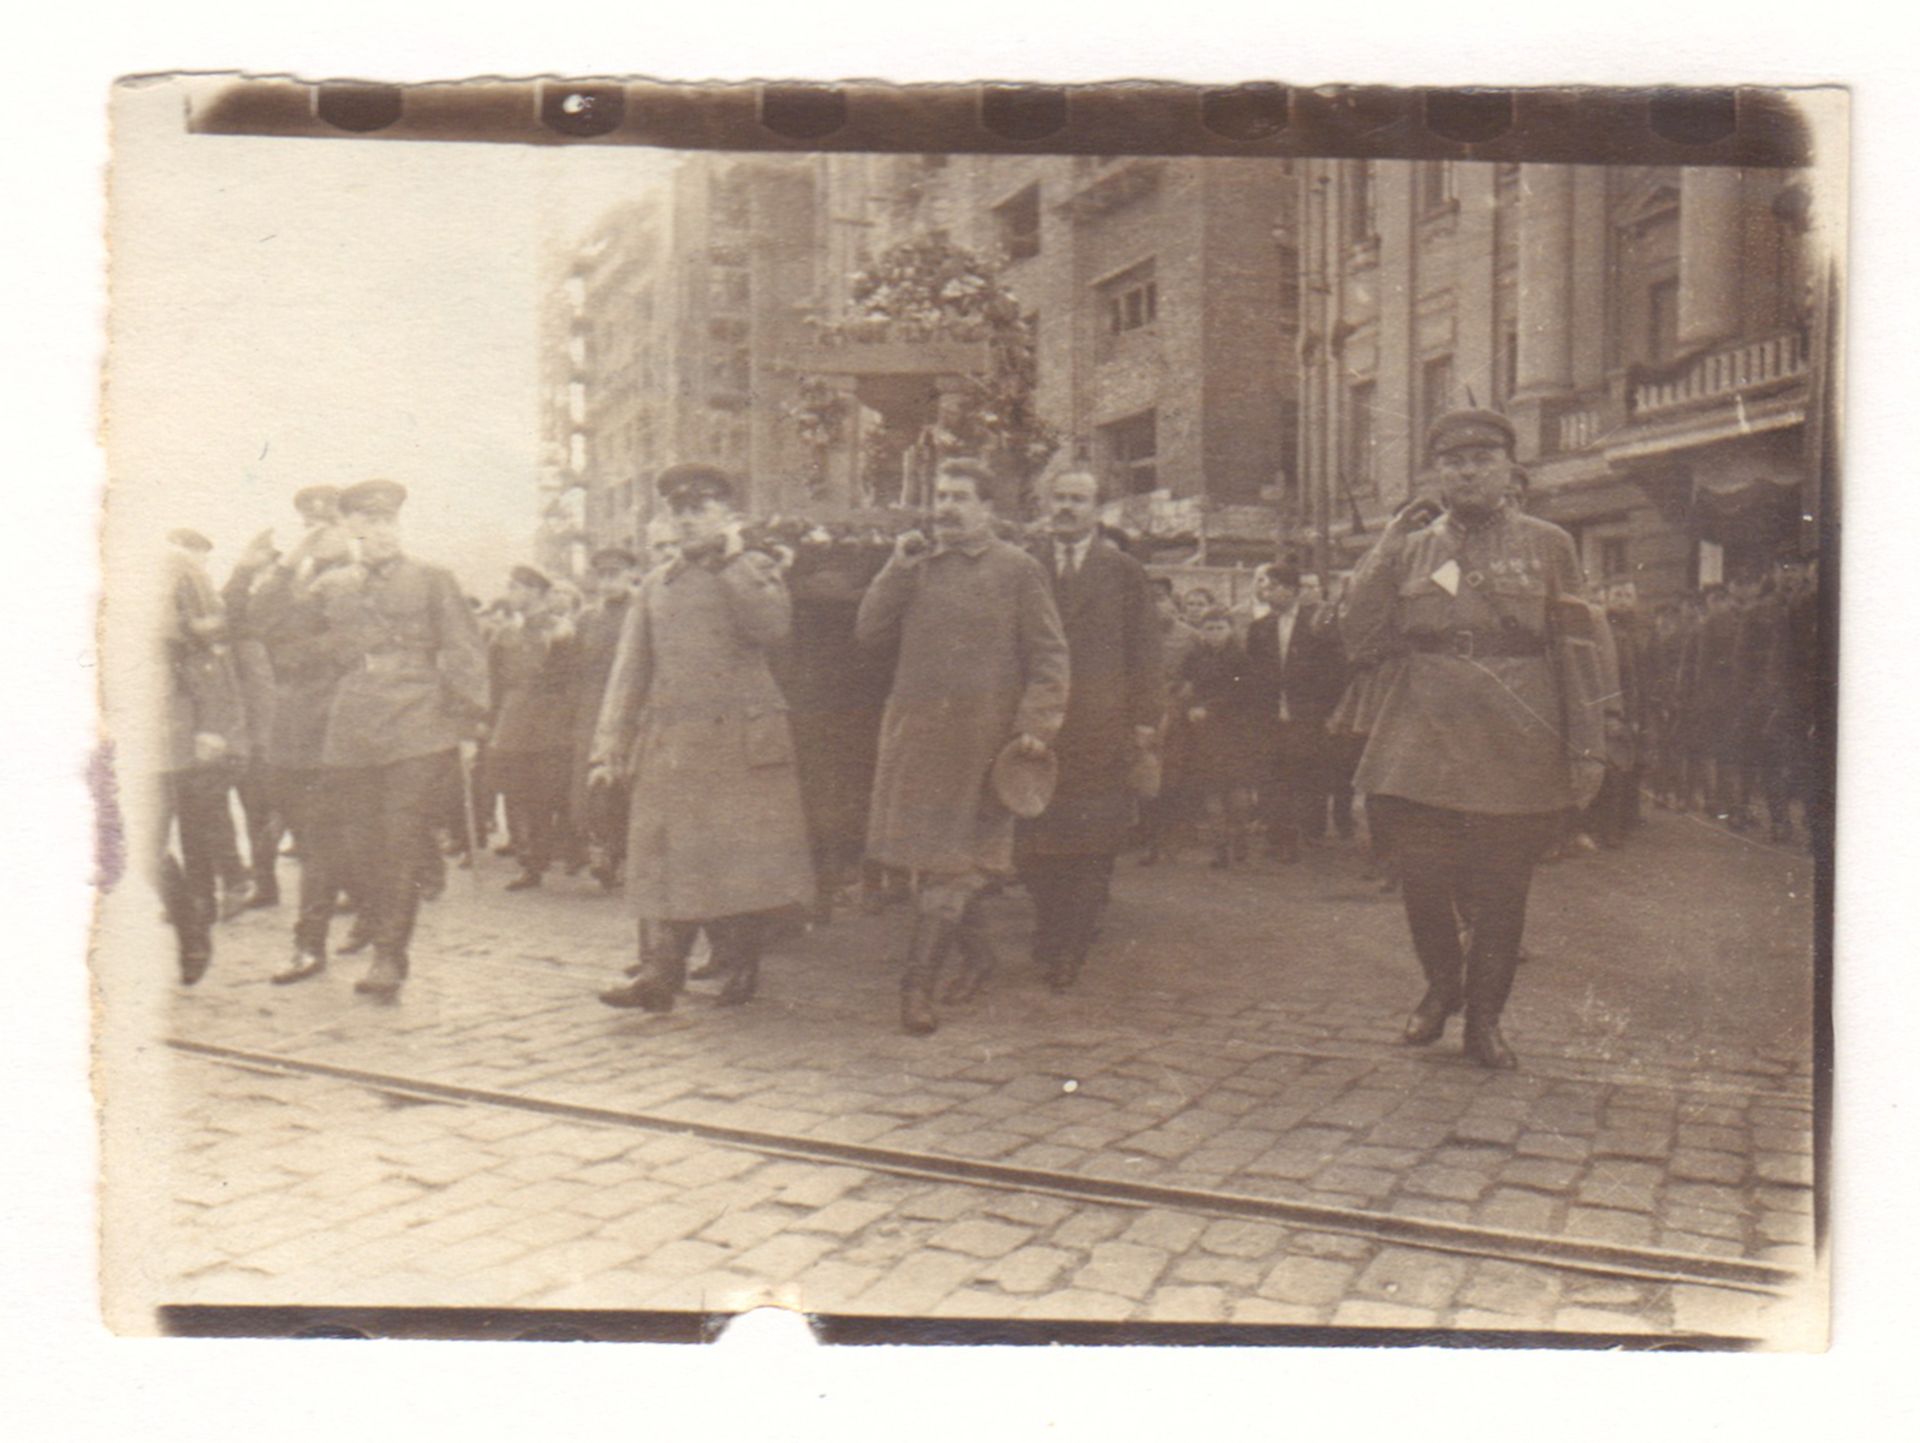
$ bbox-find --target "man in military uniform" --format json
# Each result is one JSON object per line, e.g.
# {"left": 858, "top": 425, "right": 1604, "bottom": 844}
{"left": 858, "top": 457, "right": 1070, "bottom": 1035}
{"left": 1016, "top": 468, "right": 1162, "bottom": 992}
{"left": 592, "top": 464, "right": 814, "bottom": 1011}
{"left": 244, "top": 485, "right": 360, "bottom": 984}
{"left": 1343, "top": 409, "right": 1588, "bottom": 1069}
{"left": 319, "top": 480, "right": 488, "bottom": 999}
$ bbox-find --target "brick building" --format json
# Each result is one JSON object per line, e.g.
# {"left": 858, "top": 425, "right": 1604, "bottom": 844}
{"left": 1297, "top": 159, "right": 1820, "bottom": 596}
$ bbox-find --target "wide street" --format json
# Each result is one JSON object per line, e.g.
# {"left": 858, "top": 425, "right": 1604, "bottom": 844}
{"left": 132, "top": 806, "right": 1817, "bottom": 1341}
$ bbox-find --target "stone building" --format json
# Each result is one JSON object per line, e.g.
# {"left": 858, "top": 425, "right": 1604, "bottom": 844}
{"left": 1296, "top": 159, "right": 1819, "bottom": 595}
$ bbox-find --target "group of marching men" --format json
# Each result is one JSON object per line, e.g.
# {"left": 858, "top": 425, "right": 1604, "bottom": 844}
{"left": 154, "top": 407, "right": 1825, "bottom": 1066}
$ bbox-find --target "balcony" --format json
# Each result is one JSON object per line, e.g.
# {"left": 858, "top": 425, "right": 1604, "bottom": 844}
{"left": 1631, "top": 330, "right": 1808, "bottom": 418}
{"left": 1543, "top": 400, "right": 1608, "bottom": 456}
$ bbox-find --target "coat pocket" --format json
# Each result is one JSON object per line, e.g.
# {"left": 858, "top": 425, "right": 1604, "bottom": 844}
{"left": 743, "top": 706, "right": 796, "bottom": 768}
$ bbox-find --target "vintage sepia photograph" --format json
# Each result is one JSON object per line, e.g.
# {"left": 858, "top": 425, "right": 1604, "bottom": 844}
{"left": 96, "top": 76, "right": 1841, "bottom": 1346}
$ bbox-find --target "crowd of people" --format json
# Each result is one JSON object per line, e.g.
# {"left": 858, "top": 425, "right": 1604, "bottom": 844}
{"left": 152, "top": 409, "right": 1826, "bottom": 1067}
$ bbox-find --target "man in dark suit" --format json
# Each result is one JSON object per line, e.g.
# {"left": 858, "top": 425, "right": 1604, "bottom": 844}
{"left": 1245, "top": 562, "right": 1347, "bottom": 862}
{"left": 1016, "top": 469, "right": 1164, "bottom": 991}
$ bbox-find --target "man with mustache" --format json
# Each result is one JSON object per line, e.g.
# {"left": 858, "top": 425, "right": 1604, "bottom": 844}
{"left": 857, "top": 457, "right": 1070, "bottom": 1035}
{"left": 1342, "top": 409, "right": 1587, "bottom": 1070}
{"left": 1015, "top": 468, "right": 1162, "bottom": 991}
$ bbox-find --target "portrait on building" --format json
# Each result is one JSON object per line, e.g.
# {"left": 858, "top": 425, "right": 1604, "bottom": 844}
{"left": 95, "top": 77, "right": 1840, "bottom": 1347}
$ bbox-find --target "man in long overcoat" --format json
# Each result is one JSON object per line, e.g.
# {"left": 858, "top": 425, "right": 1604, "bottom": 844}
{"left": 592, "top": 464, "right": 814, "bottom": 1012}
{"left": 568, "top": 545, "right": 638, "bottom": 888}
{"left": 857, "top": 457, "right": 1071, "bottom": 1035}
{"left": 1015, "top": 469, "right": 1162, "bottom": 991}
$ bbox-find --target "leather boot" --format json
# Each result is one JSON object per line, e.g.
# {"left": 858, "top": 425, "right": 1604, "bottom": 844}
{"left": 1462, "top": 934, "right": 1522, "bottom": 1070}
{"left": 354, "top": 951, "right": 406, "bottom": 999}
{"left": 1402, "top": 985, "right": 1462, "bottom": 1045}
{"left": 273, "top": 950, "right": 327, "bottom": 986}
{"left": 941, "top": 906, "right": 996, "bottom": 1004}
{"left": 715, "top": 917, "right": 763, "bottom": 1006}
{"left": 901, "top": 916, "right": 954, "bottom": 1036}
{"left": 601, "top": 921, "right": 691, "bottom": 1012}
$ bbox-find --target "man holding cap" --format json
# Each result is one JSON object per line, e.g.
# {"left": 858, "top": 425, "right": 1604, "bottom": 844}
{"left": 317, "top": 479, "right": 489, "bottom": 999}
{"left": 1342, "top": 409, "right": 1587, "bottom": 1069}
{"left": 857, "top": 457, "right": 1070, "bottom": 1035}
{"left": 592, "top": 464, "right": 813, "bottom": 1012}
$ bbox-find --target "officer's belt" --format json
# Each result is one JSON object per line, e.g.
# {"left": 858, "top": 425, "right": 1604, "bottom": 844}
{"left": 1406, "top": 629, "right": 1546, "bottom": 659}
{"left": 360, "top": 649, "right": 435, "bottom": 673}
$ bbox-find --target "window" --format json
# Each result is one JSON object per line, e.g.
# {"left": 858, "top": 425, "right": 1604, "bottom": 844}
{"left": 1100, "top": 260, "right": 1158, "bottom": 337}
{"left": 1348, "top": 161, "right": 1378, "bottom": 243}
{"left": 1099, "top": 410, "right": 1158, "bottom": 495}
{"left": 1599, "top": 537, "right": 1630, "bottom": 580}
{"left": 1499, "top": 325, "right": 1520, "bottom": 405}
{"left": 1347, "top": 382, "right": 1378, "bottom": 488}
{"left": 994, "top": 183, "right": 1042, "bottom": 262}
{"left": 1420, "top": 353, "right": 1456, "bottom": 444}
{"left": 1647, "top": 277, "right": 1681, "bottom": 365}
{"left": 1418, "top": 160, "right": 1457, "bottom": 212}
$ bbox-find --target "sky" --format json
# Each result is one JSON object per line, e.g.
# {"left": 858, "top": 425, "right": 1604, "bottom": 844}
{"left": 105, "top": 79, "right": 671, "bottom": 596}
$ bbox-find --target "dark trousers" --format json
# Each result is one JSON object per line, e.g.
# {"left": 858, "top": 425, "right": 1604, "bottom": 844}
{"left": 154, "top": 769, "right": 229, "bottom": 961}
{"left": 273, "top": 766, "right": 344, "bottom": 957}
{"left": 1019, "top": 852, "right": 1113, "bottom": 972}
{"left": 1586, "top": 767, "right": 1636, "bottom": 847}
{"left": 585, "top": 778, "right": 630, "bottom": 870}
{"left": 1261, "top": 721, "right": 1323, "bottom": 854}
{"left": 1318, "top": 733, "right": 1363, "bottom": 840}
{"left": 495, "top": 749, "right": 571, "bottom": 874}
{"left": 235, "top": 760, "right": 282, "bottom": 895}
{"left": 330, "top": 750, "right": 453, "bottom": 966}
{"left": 1371, "top": 797, "right": 1559, "bottom": 1028}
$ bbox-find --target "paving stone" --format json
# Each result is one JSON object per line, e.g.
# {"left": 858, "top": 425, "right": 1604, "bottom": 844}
{"left": 1169, "top": 1253, "right": 1265, "bottom": 1289}
{"left": 1552, "top": 1306, "right": 1658, "bottom": 1335}
{"left": 495, "top": 1209, "right": 604, "bottom": 1250}
{"left": 1752, "top": 1126, "right": 1813, "bottom": 1155}
{"left": 1313, "top": 1165, "right": 1397, "bottom": 1200}
{"left": 1514, "top": 1132, "right": 1592, "bottom": 1163}
{"left": 1669, "top": 1285, "right": 1770, "bottom": 1338}
{"left": 792, "top": 1198, "right": 894, "bottom": 1237}
{"left": 1663, "top": 1204, "right": 1747, "bottom": 1241}
{"left": 1474, "top": 1189, "right": 1558, "bottom": 1233}
{"left": 979, "top": 1192, "right": 1076, "bottom": 1229}
{"left": 1120, "top": 1208, "right": 1210, "bottom": 1253}
{"left": 1072, "top": 1242, "right": 1171, "bottom": 1300}
{"left": 1288, "top": 1230, "right": 1374, "bottom": 1261}
{"left": 1401, "top": 1163, "right": 1491, "bottom": 1203}
{"left": 1050, "top": 1208, "right": 1131, "bottom": 1250}
{"left": 1017, "top": 1288, "right": 1134, "bottom": 1322}
{"left": 1591, "top": 1130, "right": 1671, "bottom": 1161}
{"left": 1143, "top": 1284, "right": 1230, "bottom": 1323}
{"left": 1565, "top": 1206, "right": 1657, "bottom": 1246}
{"left": 1244, "top": 1148, "right": 1326, "bottom": 1180}
{"left": 1676, "top": 1123, "right": 1747, "bottom": 1154}
{"left": 1458, "top": 1260, "right": 1561, "bottom": 1320}
{"left": 1353, "top": 1247, "right": 1469, "bottom": 1311}
{"left": 927, "top": 1218, "right": 1034, "bottom": 1260}
{"left": 1666, "top": 1182, "right": 1751, "bottom": 1214}
{"left": 1198, "top": 1218, "right": 1289, "bottom": 1259}
{"left": 1498, "top": 1157, "right": 1581, "bottom": 1193}
{"left": 849, "top": 1249, "right": 983, "bottom": 1316}
{"left": 1660, "top": 1231, "right": 1745, "bottom": 1258}
{"left": 698, "top": 1207, "right": 797, "bottom": 1252}
{"left": 1230, "top": 1298, "right": 1326, "bottom": 1325}
{"left": 981, "top": 1244, "right": 1076, "bottom": 1295}
{"left": 652, "top": 1149, "right": 763, "bottom": 1188}
{"left": 898, "top": 1185, "right": 987, "bottom": 1222}
{"left": 1258, "top": 1255, "right": 1357, "bottom": 1307}
{"left": 1449, "top": 1115, "right": 1523, "bottom": 1146}
{"left": 1307, "top": 1089, "right": 1404, "bottom": 1130}
{"left": 1365, "top": 1119, "right": 1454, "bottom": 1150}
{"left": 1331, "top": 1299, "right": 1442, "bottom": 1330}
{"left": 1669, "top": 1149, "right": 1748, "bottom": 1186}
{"left": 1753, "top": 1153, "right": 1814, "bottom": 1187}
{"left": 1756, "top": 1211, "right": 1813, "bottom": 1247}
{"left": 789, "top": 1259, "right": 882, "bottom": 1308}
{"left": 772, "top": 1166, "right": 869, "bottom": 1210}
{"left": 726, "top": 1232, "right": 838, "bottom": 1283}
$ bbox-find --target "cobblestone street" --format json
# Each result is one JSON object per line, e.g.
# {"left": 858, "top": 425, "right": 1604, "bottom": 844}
{"left": 140, "top": 809, "right": 1817, "bottom": 1339}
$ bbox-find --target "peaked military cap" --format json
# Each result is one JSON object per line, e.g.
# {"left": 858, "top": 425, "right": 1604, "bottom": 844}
{"left": 590, "top": 544, "right": 639, "bottom": 571}
{"left": 167, "top": 527, "right": 213, "bottom": 554}
{"left": 509, "top": 564, "right": 552, "bottom": 593}
{"left": 1426, "top": 407, "right": 1517, "bottom": 459}
{"left": 656, "top": 462, "right": 736, "bottom": 508}
{"left": 292, "top": 484, "right": 342, "bottom": 520}
{"left": 338, "top": 478, "right": 409, "bottom": 517}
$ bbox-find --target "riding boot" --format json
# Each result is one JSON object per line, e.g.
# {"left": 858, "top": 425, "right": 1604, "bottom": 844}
{"left": 715, "top": 916, "right": 764, "bottom": 1007}
{"left": 941, "top": 903, "right": 996, "bottom": 1004}
{"left": 601, "top": 920, "right": 694, "bottom": 1012}
{"left": 1462, "top": 941, "right": 1521, "bottom": 1070}
{"left": 354, "top": 950, "right": 407, "bottom": 1000}
{"left": 901, "top": 915, "right": 954, "bottom": 1036}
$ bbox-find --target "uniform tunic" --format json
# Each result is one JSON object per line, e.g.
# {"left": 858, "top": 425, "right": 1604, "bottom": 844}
{"left": 320, "top": 555, "right": 489, "bottom": 769}
{"left": 1343, "top": 506, "right": 1585, "bottom": 815}
{"left": 857, "top": 533, "right": 1070, "bottom": 877}
{"left": 591, "top": 549, "right": 814, "bottom": 921}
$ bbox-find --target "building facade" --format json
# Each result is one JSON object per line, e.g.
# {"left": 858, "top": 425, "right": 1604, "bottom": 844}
{"left": 1298, "top": 159, "right": 1819, "bottom": 596}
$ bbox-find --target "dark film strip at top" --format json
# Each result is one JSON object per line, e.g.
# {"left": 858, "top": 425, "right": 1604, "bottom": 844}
{"left": 181, "top": 79, "right": 1819, "bottom": 168}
